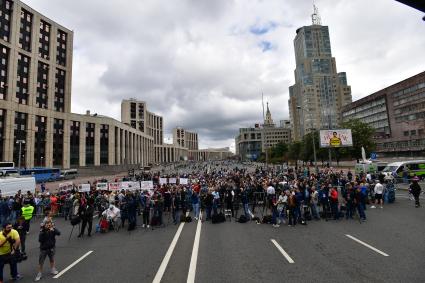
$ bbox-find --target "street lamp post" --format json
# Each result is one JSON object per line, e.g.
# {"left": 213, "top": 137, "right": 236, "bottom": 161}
{"left": 16, "top": 140, "right": 25, "bottom": 168}
{"left": 311, "top": 129, "right": 319, "bottom": 174}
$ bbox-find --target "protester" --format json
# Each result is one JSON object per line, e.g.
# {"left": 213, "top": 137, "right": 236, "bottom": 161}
{"left": 35, "top": 220, "right": 60, "bottom": 281}
{"left": 0, "top": 222, "right": 21, "bottom": 282}
{"left": 410, "top": 176, "right": 422, "bottom": 208}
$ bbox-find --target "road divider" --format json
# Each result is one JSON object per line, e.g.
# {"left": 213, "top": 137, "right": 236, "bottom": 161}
{"left": 152, "top": 212, "right": 189, "bottom": 283}
{"left": 271, "top": 239, "right": 295, "bottom": 263}
{"left": 345, "top": 234, "right": 389, "bottom": 257}
{"left": 53, "top": 250, "right": 93, "bottom": 279}
{"left": 187, "top": 212, "right": 203, "bottom": 283}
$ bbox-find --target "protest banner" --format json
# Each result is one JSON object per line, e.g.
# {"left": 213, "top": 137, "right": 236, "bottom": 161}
{"left": 179, "top": 178, "right": 188, "bottom": 185}
{"left": 58, "top": 181, "right": 73, "bottom": 191}
{"left": 108, "top": 182, "right": 120, "bottom": 191}
{"left": 78, "top": 184, "right": 91, "bottom": 192}
{"left": 169, "top": 178, "right": 177, "bottom": 184}
{"left": 96, "top": 182, "right": 108, "bottom": 191}
{"left": 121, "top": 181, "right": 141, "bottom": 191}
{"left": 159, "top": 178, "right": 168, "bottom": 185}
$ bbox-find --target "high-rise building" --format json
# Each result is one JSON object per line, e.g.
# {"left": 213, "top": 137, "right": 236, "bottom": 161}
{"left": 172, "top": 127, "right": 198, "bottom": 150}
{"left": 288, "top": 6, "right": 352, "bottom": 140}
{"left": 121, "top": 99, "right": 163, "bottom": 145}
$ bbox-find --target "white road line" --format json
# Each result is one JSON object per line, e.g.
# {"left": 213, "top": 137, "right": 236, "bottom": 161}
{"left": 53, "top": 251, "right": 93, "bottom": 279}
{"left": 270, "top": 239, "right": 295, "bottom": 263}
{"left": 345, "top": 234, "right": 389, "bottom": 257}
{"left": 187, "top": 212, "right": 202, "bottom": 283}
{"left": 152, "top": 212, "right": 188, "bottom": 283}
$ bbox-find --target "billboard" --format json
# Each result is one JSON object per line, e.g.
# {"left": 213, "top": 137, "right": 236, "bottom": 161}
{"left": 319, "top": 129, "right": 353, "bottom": 148}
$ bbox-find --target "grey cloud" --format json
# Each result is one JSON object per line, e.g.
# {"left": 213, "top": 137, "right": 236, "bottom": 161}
{"left": 23, "top": 0, "right": 425, "bottom": 149}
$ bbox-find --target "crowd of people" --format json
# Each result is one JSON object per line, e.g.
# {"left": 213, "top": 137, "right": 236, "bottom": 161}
{"left": 0, "top": 160, "right": 422, "bottom": 282}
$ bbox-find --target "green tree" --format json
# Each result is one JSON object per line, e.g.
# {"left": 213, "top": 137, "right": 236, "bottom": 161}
{"left": 340, "top": 119, "right": 376, "bottom": 161}
{"left": 288, "top": 141, "right": 302, "bottom": 166}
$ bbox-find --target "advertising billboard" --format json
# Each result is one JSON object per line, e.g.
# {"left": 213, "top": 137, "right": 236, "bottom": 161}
{"left": 319, "top": 129, "right": 353, "bottom": 148}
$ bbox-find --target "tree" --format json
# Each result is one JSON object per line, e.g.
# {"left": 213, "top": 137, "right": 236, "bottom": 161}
{"left": 340, "top": 119, "right": 376, "bottom": 161}
{"left": 288, "top": 141, "right": 302, "bottom": 166}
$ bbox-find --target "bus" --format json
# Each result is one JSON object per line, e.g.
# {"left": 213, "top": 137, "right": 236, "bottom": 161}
{"left": 59, "top": 169, "right": 78, "bottom": 180}
{"left": 19, "top": 168, "right": 61, "bottom": 183}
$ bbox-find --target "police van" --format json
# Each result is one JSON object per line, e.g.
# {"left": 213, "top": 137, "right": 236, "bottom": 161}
{"left": 382, "top": 160, "right": 425, "bottom": 179}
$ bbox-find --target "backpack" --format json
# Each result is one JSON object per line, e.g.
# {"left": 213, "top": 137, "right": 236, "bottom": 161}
{"left": 185, "top": 216, "right": 192, "bottom": 223}
{"left": 238, "top": 215, "right": 247, "bottom": 223}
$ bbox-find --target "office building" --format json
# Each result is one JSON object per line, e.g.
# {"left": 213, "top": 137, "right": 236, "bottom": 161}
{"left": 0, "top": 1, "right": 230, "bottom": 169}
{"left": 235, "top": 104, "right": 291, "bottom": 161}
{"left": 288, "top": 7, "right": 352, "bottom": 140}
{"left": 342, "top": 71, "right": 425, "bottom": 156}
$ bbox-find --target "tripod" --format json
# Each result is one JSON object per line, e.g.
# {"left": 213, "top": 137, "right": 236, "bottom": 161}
{"left": 68, "top": 223, "right": 81, "bottom": 241}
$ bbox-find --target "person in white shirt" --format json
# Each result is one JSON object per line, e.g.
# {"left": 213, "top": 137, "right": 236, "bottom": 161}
{"left": 102, "top": 204, "right": 121, "bottom": 227}
{"left": 372, "top": 180, "right": 384, "bottom": 208}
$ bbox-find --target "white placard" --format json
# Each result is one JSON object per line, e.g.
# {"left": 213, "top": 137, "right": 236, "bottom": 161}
{"left": 160, "top": 178, "right": 168, "bottom": 185}
{"left": 121, "top": 181, "right": 141, "bottom": 191}
{"left": 96, "top": 182, "right": 108, "bottom": 191}
{"left": 319, "top": 129, "right": 353, "bottom": 148}
{"left": 78, "top": 184, "right": 91, "bottom": 192}
{"left": 179, "top": 178, "right": 188, "bottom": 185}
{"left": 59, "top": 181, "right": 73, "bottom": 191}
{"left": 140, "top": 181, "right": 154, "bottom": 191}
{"left": 169, "top": 178, "right": 177, "bottom": 184}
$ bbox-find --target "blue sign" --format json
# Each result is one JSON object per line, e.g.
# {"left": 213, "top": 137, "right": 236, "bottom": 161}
{"left": 370, "top": 152, "right": 377, "bottom": 160}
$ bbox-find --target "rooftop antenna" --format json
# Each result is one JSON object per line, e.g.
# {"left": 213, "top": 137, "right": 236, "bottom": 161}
{"left": 312, "top": 2, "right": 322, "bottom": 25}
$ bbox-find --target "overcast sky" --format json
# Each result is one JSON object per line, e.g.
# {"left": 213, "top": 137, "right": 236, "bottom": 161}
{"left": 23, "top": 0, "right": 425, "bottom": 151}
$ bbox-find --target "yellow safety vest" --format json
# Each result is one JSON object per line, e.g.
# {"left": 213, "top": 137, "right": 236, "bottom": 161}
{"left": 21, "top": 205, "right": 34, "bottom": 220}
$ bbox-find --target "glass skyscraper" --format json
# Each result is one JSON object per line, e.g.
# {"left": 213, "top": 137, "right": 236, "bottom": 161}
{"left": 289, "top": 22, "right": 352, "bottom": 140}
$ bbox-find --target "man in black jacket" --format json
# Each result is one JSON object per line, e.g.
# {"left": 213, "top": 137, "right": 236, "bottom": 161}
{"left": 35, "top": 220, "right": 60, "bottom": 281}
{"left": 78, "top": 198, "right": 95, "bottom": 237}
{"left": 410, "top": 176, "right": 422, "bottom": 208}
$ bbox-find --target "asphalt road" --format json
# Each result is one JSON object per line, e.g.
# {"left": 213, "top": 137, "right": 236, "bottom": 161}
{"left": 6, "top": 190, "right": 425, "bottom": 283}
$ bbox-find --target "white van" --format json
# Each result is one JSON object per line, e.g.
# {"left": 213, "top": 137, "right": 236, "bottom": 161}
{"left": 60, "top": 169, "right": 78, "bottom": 180}
{"left": 0, "top": 177, "right": 36, "bottom": 197}
{"left": 382, "top": 160, "right": 425, "bottom": 179}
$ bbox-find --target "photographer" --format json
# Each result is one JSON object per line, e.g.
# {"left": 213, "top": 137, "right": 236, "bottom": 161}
{"left": 0, "top": 222, "right": 22, "bottom": 282}
{"left": 35, "top": 220, "right": 60, "bottom": 281}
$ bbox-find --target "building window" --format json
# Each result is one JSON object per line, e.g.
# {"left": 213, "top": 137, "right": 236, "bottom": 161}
{"left": 16, "top": 53, "right": 30, "bottom": 105}
{"left": 138, "top": 103, "right": 144, "bottom": 119}
{"left": 100, "top": 124, "right": 108, "bottom": 165}
{"left": 36, "top": 62, "right": 49, "bottom": 109}
{"left": 138, "top": 121, "right": 144, "bottom": 132}
{"left": 0, "top": 0, "right": 12, "bottom": 42}
{"left": 130, "top": 120, "right": 136, "bottom": 129}
{"left": 19, "top": 9, "right": 33, "bottom": 52}
{"left": 38, "top": 20, "right": 51, "bottom": 60}
{"left": 13, "top": 112, "right": 27, "bottom": 167}
{"left": 53, "top": 118, "right": 64, "bottom": 166}
{"left": 70, "top": 121, "right": 80, "bottom": 166}
{"left": 85, "top": 123, "right": 95, "bottom": 165}
{"left": 56, "top": 29, "right": 67, "bottom": 66}
{"left": 34, "top": 116, "right": 46, "bottom": 166}
{"left": 0, "top": 45, "right": 8, "bottom": 100}
{"left": 54, "top": 68, "right": 65, "bottom": 112}
{"left": 411, "top": 130, "right": 416, "bottom": 136}
{"left": 130, "top": 103, "right": 136, "bottom": 119}
{"left": 0, "top": 109, "right": 5, "bottom": 160}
